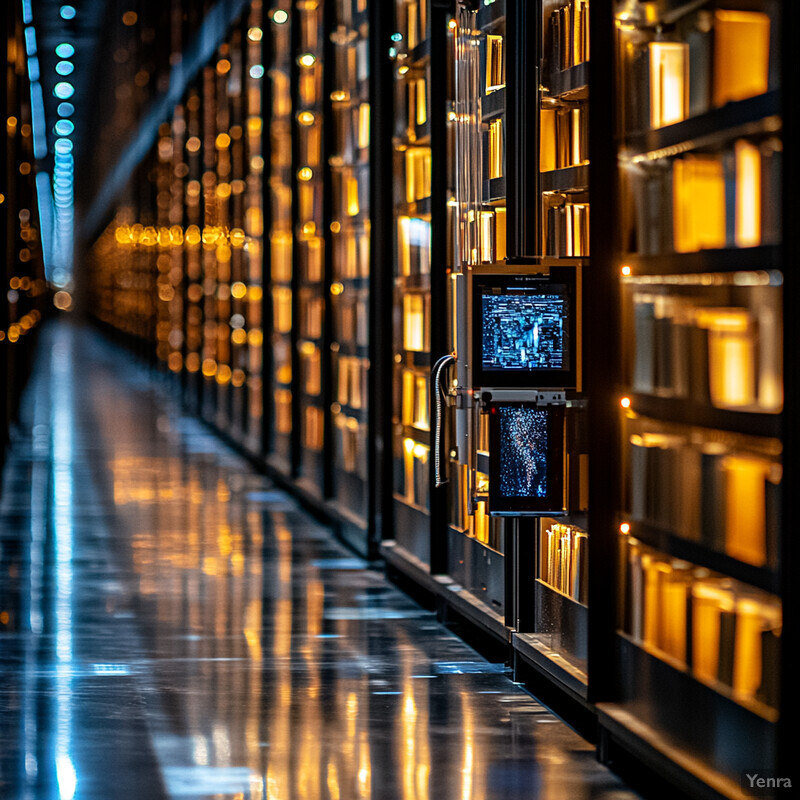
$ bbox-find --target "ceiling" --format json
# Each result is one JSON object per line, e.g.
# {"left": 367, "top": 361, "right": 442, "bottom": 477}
{"left": 31, "top": 1, "right": 112, "bottom": 183}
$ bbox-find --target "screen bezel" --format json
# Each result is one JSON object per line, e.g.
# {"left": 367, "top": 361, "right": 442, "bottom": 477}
{"left": 487, "top": 402, "right": 565, "bottom": 515}
{"left": 472, "top": 269, "right": 577, "bottom": 389}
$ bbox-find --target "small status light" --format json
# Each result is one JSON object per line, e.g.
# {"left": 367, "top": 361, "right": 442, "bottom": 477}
{"left": 621, "top": 265, "right": 631, "bottom": 276}
{"left": 298, "top": 53, "right": 316, "bottom": 68}
{"left": 620, "top": 396, "right": 632, "bottom": 409}
{"left": 55, "top": 42, "right": 74, "bottom": 58}
{"left": 122, "top": 10, "right": 138, "bottom": 25}
{"left": 298, "top": 111, "right": 315, "bottom": 126}
{"left": 53, "top": 290, "right": 73, "bottom": 311}
{"left": 620, "top": 522, "right": 631, "bottom": 535}
{"left": 54, "top": 119, "right": 74, "bottom": 136}
{"left": 273, "top": 9, "right": 288, "bottom": 24}
{"left": 448, "top": 18, "right": 457, "bottom": 30}
{"left": 391, "top": 32, "right": 403, "bottom": 42}
{"left": 216, "top": 59, "right": 231, "bottom": 75}
{"left": 54, "top": 81, "right": 74, "bottom": 99}
{"left": 330, "top": 282, "right": 344, "bottom": 296}
{"left": 55, "top": 60, "right": 74, "bottom": 75}
{"left": 60, "top": 5, "right": 76, "bottom": 20}
{"left": 297, "top": 167, "right": 313, "bottom": 181}
{"left": 248, "top": 27, "right": 263, "bottom": 42}
{"left": 57, "top": 101, "right": 74, "bottom": 117}
{"left": 330, "top": 221, "right": 341, "bottom": 233}
{"left": 398, "top": 65, "right": 409, "bottom": 75}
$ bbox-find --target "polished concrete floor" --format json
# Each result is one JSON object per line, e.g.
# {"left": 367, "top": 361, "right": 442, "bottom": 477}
{"left": 0, "top": 320, "right": 640, "bottom": 799}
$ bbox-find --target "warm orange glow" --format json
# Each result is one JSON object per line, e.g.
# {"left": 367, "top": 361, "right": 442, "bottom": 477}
{"left": 403, "top": 294, "right": 425, "bottom": 352}
{"left": 713, "top": 10, "right": 770, "bottom": 107}
{"left": 621, "top": 265, "right": 631, "bottom": 276}
{"left": 620, "top": 522, "right": 631, "bottom": 534}
{"left": 649, "top": 42, "right": 688, "bottom": 129}
{"left": 673, "top": 156, "right": 726, "bottom": 252}
{"left": 735, "top": 140, "right": 761, "bottom": 248}
{"left": 697, "top": 308, "right": 755, "bottom": 408}
{"left": 188, "top": 225, "right": 203, "bottom": 246}
{"left": 620, "top": 396, "right": 632, "bottom": 409}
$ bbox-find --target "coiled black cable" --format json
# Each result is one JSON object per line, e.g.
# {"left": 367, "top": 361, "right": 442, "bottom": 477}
{"left": 432, "top": 354, "right": 456, "bottom": 487}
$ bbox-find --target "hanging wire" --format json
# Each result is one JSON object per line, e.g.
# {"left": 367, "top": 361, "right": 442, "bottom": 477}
{"left": 432, "top": 353, "right": 457, "bottom": 486}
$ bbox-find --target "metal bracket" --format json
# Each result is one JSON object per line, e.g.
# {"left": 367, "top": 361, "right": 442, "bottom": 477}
{"left": 534, "top": 391, "right": 567, "bottom": 407}
{"left": 448, "top": 386, "right": 473, "bottom": 408}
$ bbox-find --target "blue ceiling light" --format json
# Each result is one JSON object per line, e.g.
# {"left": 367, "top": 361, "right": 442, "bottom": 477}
{"left": 60, "top": 5, "right": 76, "bottom": 20}
{"left": 57, "top": 101, "right": 75, "bottom": 117}
{"left": 54, "top": 119, "right": 74, "bottom": 136}
{"left": 24, "top": 26, "right": 37, "bottom": 55}
{"left": 54, "top": 82, "right": 74, "bottom": 99}
{"left": 54, "top": 138, "right": 74, "bottom": 155}
{"left": 55, "top": 42, "right": 75, "bottom": 58}
{"left": 56, "top": 60, "right": 74, "bottom": 76}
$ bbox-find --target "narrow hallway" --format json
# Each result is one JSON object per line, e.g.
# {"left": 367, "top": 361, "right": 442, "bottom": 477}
{"left": 0, "top": 320, "right": 639, "bottom": 799}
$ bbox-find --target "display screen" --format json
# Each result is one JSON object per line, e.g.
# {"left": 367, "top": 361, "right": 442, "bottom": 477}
{"left": 488, "top": 402, "right": 565, "bottom": 515}
{"left": 482, "top": 292, "right": 568, "bottom": 371}
{"left": 473, "top": 270, "right": 577, "bottom": 389}
{"left": 497, "top": 405, "right": 550, "bottom": 498}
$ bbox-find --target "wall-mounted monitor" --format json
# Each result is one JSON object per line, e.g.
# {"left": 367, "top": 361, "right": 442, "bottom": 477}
{"left": 473, "top": 269, "right": 577, "bottom": 389}
{"left": 487, "top": 402, "right": 565, "bottom": 515}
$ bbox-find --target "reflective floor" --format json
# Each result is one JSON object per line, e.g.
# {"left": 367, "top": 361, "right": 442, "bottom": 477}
{"left": 0, "top": 321, "right": 640, "bottom": 799}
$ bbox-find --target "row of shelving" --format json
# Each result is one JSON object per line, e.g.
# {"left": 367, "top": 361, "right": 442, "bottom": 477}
{"left": 81, "top": 2, "right": 789, "bottom": 797}
{"left": 1, "top": 7, "right": 49, "bottom": 485}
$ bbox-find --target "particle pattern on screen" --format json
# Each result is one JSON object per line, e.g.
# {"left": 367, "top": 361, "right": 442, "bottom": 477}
{"left": 482, "top": 293, "right": 567, "bottom": 371}
{"left": 498, "top": 407, "right": 548, "bottom": 498}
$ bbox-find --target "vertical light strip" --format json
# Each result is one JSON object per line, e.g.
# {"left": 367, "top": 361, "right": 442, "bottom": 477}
{"left": 51, "top": 336, "right": 77, "bottom": 800}
{"left": 35, "top": 172, "right": 55, "bottom": 280}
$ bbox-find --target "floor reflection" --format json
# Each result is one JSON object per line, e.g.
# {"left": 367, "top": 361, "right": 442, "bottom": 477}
{"left": 0, "top": 321, "right": 640, "bottom": 800}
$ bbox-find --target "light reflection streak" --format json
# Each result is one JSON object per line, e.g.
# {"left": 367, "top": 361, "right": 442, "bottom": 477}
{"left": 461, "top": 693, "right": 474, "bottom": 800}
{"left": 399, "top": 641, "right": 430, "bottom": 800}
{"left": 52, "top": 337, "right": 76, "bottom": 799}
